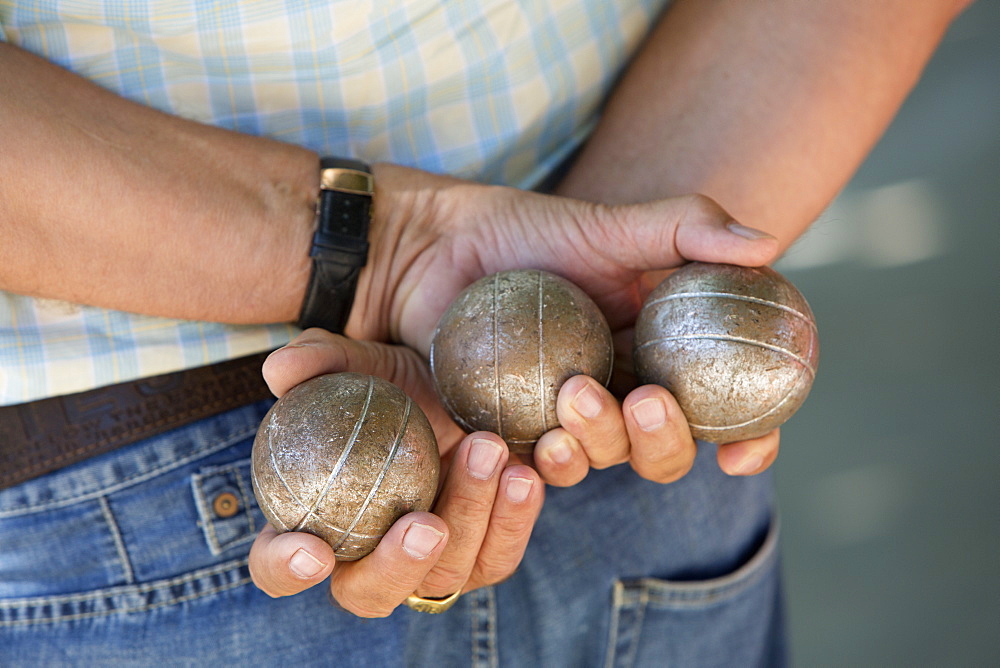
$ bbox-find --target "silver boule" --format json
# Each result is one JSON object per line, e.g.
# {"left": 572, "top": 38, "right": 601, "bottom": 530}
{"left": 634, "top": 262, "right": 819, "bottom": 443}
{"left": 430, "top": 269, "right": 614, "bottom": 453}
{"left": 251, "top": 373, "right": 440, "bottom": 561}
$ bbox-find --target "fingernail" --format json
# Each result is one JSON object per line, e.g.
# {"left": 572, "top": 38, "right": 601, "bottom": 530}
{"left": 630, "top": 397, "right": 667, "bottom": 431}
{"left": 268, "top": 342, "right": 314, "bottom": 361}
{"left": 547, "top": 438, "right": 574, "bottom": 465}
{"left": 282, "top": 339, "right": 321, "bottom": 350}
{"left": 506, "top": 477, "right": 534, "bottom": 503}
{"left": 289, "top": 548, "right": 327, "bottom": 579}
{"left": 467, "top": 438, "right": 503, "bottom": 479}
{"left": 735, "top": 453, "right": 764, "bottom": 475}
{"left": 403, "top": 522, "right": 445, "bottom": 559}
{"left": 727, "top": 221, "right": 776, "bottom": 241}
{"left": 572, "top": 384, "right": 603, "bottom": 419}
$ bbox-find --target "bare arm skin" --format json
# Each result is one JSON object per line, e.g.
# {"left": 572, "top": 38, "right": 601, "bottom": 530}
{"left": 555, "top": 0, "right": 973, "bottom": 246}
{"left": 0, "top": 42, "right": 316, "bottom": 324}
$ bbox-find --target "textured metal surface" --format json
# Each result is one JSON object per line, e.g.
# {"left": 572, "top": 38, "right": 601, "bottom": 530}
{"left": 634, "top": 262, "right": 819, "bottom": 443}
{"left": 430, "top": 269, "right": 613, "bottom": 453}
{"left": 251, "top": 373, "right": 439, "bottom": 561}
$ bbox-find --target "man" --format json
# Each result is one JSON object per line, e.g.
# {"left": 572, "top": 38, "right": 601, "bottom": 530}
{"left": 0, "top": 1, "right": 969, "bottom": 664}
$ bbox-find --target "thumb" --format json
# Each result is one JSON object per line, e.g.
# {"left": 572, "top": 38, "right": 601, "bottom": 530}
{"left": 249, "top": 524, "right": 336, "bottom": 598}
{"left": 261, "top": 328, "right": 406, "bottom": 398}
{"left": 610, "top": 194, "right": 780, "bottom": 271}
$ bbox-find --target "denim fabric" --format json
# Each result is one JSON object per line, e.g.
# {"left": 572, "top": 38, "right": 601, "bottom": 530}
{"left": 406, "top": 444, "right": 786, "bottom": 668}
{"left": 0, "top": 401, "right": 784, "bottom": 666}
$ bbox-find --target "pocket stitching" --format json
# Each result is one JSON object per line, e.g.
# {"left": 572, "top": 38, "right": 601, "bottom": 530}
{"left": 0, "top": 425, "right": 258, "bottom": 518}
{"left": 191, "top": 459, "right": 258, "bottom": 556}
{"left": 0, "top": 558, "right": 251, "bottom": 627}
{"left": 618, "top": 517, "right": 780, "bottom": 609}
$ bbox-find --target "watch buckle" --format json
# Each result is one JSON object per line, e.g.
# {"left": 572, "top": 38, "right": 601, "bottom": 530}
{"left": 320, "top": 168, "right": 374, "bottom": 195}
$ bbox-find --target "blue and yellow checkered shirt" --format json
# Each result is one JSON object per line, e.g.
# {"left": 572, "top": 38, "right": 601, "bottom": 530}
{"left": 0, "top": 0, "right": 666, "bottom": 404}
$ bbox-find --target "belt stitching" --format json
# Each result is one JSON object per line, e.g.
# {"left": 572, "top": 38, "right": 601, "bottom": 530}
{"left": 2, "top": 387, "right": 270, "bottom": 486}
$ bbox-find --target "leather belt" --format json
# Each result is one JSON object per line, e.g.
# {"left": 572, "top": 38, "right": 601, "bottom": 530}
{"left": 0, "top": 352, "right": 275, "bottom": 491}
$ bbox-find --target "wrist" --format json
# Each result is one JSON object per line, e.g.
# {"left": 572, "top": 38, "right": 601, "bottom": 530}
{"left": 345, "top": 163, "right": 451, "bottom": 348}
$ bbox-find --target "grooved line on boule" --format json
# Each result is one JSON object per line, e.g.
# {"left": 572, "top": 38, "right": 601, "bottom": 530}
{"left": 492, "top": 273, "right": 503, "bottom": 436}
{"left": 294, "top": 376, "right": 375, "bottom": 532}
{"left": 537, "top": 270, "right": 547, "bottom": 433}
{"left": 635, "top": 334, "right": 817, "bottom": 378}
{"left": 265, "top": 410, "right": 308, "bottom": 529}
{"left": 257, "top": 414, "right": 378, "bottom": 538}
{"left": 689, "top": 376, "right": 802, "bottom": 432}
{"left": 250, "top": 431, "right": 298, "bottom": 531}
{"left": 331, "top": 394, "right": 412, "bottom": 553}
{"left": 252, "top": 463, "right": 291, "bottom": 532}
{"left": 645, "top": 292, "right": 818, "bottom": 330}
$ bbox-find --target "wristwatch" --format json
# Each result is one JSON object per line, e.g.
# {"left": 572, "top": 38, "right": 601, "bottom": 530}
{"left": 296, "top": 157, "right": 373, "bottom": 333}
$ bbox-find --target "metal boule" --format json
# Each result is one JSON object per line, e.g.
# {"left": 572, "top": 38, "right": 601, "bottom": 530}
{"left": 251, "top": 372, "right": 440, "bottom": 561}
{"left": 634, "top": 262, "right": 819, "bottom": 443}
{"left": 430, "top": 269, "right": 613, "bottom": 453}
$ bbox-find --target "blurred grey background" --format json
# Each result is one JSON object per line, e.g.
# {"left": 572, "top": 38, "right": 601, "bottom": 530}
{"left": 772, "top": 1, "right": 1000, "bottom": 665}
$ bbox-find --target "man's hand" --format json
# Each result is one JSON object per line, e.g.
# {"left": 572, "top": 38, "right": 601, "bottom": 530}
{"left": 346, "top": 164, "right": 782, "bottom": 483}
{"left": 248, "top": 330, "right": 543, "bottom": 617}
{"left": 350, "top": 164, "right": 780, "bottom": 352}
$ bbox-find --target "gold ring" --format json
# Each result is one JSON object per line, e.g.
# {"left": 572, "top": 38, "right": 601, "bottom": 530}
{"left": 404, "top": 589, "right": 462, "bottom": 614}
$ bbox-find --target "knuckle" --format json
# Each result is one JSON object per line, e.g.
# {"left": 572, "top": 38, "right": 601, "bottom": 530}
{"left": 249, "top": 567, "right": 294, "bottom": 600}
{"left": 584, "top": 440, "right": 630, "bottom": 469}
{"left": 420, "top": 567, "right": 467, "bottom": 597}
{"left": 425, "top": 562, "right": 467, "bottom": 588}
{"left": 637, "top": 455, "right": 695, "bottom": 484}
{"left": 441, "top": 489, "right": 496, "bottom": 518}
{"left": 474, "top": 556, "right": 518, "bottom": 586}
{"left": 340, "top": 600, "right": 394, "bottom": 619}
{"left": 590, "top": 455, "right": 626, "bottom": 470}
{"left": 545, "top": 468, "right": 588, "bottom": 487}
{"left": 332, "top": 579, "right": 404, "bottom": 619}
{"left": 490, "top": 514, "right": 536, "bottom": 544}
{"left": 682, "top": 193, "right": 724, "bottom": 219}
{"left": 254, "top": 583, "right": 286, "bottom": 599}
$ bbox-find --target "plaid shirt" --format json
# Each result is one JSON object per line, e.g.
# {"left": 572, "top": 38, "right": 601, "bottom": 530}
{"left": 0, "top": 0, "right": 664, "bottom": 404}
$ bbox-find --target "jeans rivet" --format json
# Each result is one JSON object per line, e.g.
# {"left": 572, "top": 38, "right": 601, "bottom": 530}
{"left": 212, "top": 491, "right": 240, "bottom": 518}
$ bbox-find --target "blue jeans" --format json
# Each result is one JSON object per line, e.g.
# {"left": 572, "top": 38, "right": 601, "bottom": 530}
{"left": 0, "top": 400, "right": 785, "bottom": 666}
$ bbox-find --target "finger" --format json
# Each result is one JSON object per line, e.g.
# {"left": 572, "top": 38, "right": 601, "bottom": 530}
{"left": 466, "top": 465, "right": 544, "bottom": 591}
{"left": 556, "top": 375, "right": 630, "bottom": 470}
{"left": 417, "top": 432, "right": 509, "bottom": 598}
{"left": 716, "top": 428, "right": 781, "bottom": 476}
{"left": 603, "top": 194, "right": 780, "bottom": 271}
{"left": 533, "top": 428, "right": 590, "bottom": 487}
{"left": 622, "top": 385, "right": 698, "bottom": 483}
{"left": 260, "top": 329, "right": 342, "bottom": 397}
{"left": 261, "top": 328, "right": 412, "bottom": 398}
{"left": 329, "top": 512, "right": 449, "bottom": 618}
{"left": 608, "top": 327, "right": 638, "bottom": 399}
{"left": 248, "top": 524, "right": 336, "bottom": 598}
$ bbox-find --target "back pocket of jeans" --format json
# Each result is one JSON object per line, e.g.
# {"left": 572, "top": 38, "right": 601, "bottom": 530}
{"left": 191, "top": 459, "right": 261, "bottom": 556}
{"left": 603, "top": 519, "right": 784, "bottom": 668}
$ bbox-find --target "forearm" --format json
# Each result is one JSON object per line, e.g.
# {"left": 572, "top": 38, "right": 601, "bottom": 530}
{"left": 556, "top": 0, "right": 970, "bottom": 248}
{"left": 0, "top": 43, "right": 317, "bottom": 324}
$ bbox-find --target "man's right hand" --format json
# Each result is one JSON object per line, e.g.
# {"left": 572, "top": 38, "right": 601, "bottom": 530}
{"left": 346, "top": 163, "right": 783, "bottom": 485}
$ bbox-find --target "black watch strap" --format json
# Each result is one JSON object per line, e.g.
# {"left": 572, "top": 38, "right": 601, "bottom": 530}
{"left": 296, "top": 157, "right": 373, "bottom": 333}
